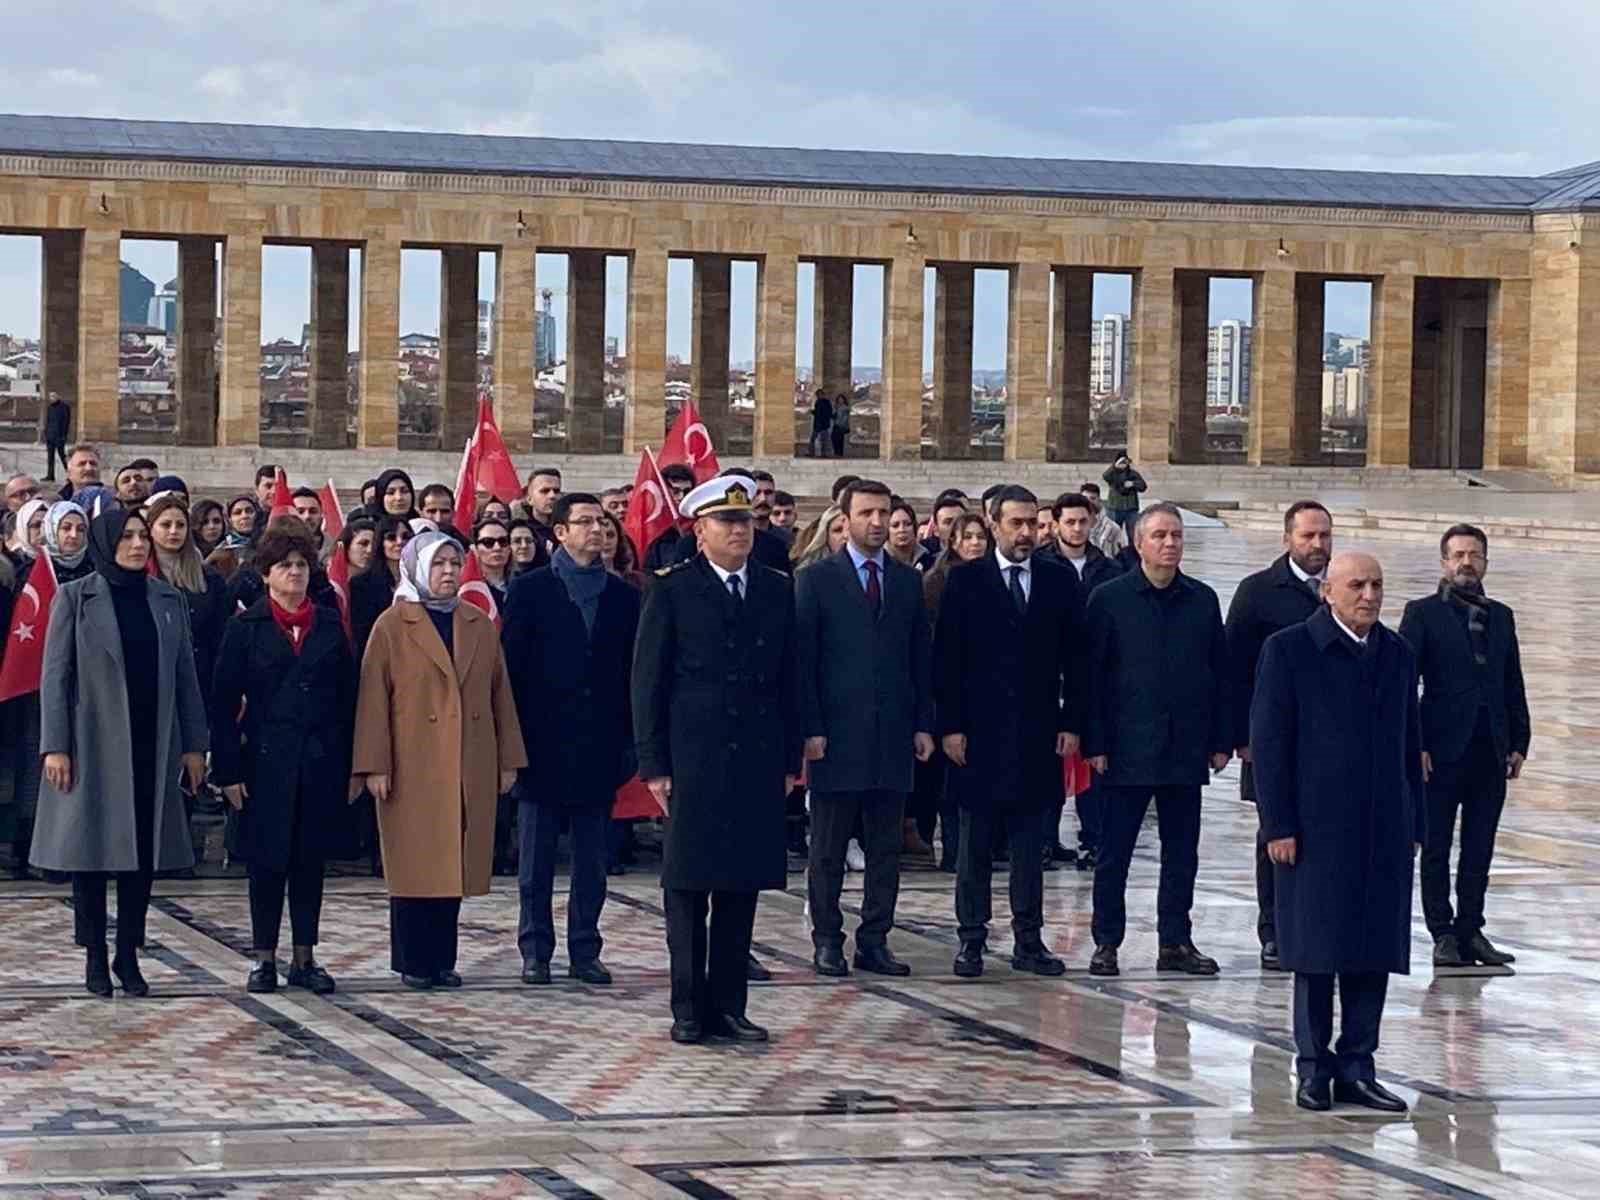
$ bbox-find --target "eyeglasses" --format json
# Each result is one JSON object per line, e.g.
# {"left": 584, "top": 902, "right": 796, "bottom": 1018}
{"left": 477, "top": 536, "right": 509, "bottom": 548}
{"left": 563, "top": 516, "right": 603, "bottom": 528}
{"left": 6, "top": 487, "right": 38, "bottom": 502}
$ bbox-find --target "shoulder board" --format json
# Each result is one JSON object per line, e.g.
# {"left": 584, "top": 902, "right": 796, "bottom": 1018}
{"left": 654, "top": 560, "right": 692, "bottom": 578}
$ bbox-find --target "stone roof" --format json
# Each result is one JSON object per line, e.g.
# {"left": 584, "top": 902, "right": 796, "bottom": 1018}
{"left": 3, "top": 112, "right": 1598, "bottom": 213}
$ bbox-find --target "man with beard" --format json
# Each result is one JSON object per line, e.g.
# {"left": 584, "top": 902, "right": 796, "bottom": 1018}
{"left": 1224, "top": 500, "right": 1333, "bottom": 970}
{"left": 1399, "top": 525, "right": 1530, "bottom": 969}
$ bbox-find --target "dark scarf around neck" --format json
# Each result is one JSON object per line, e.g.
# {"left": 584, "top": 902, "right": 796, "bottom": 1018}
{"left": 1440, "top": 577, "right": 1490, "bottom": 666}
{"left": 551, "top": 545, "right": 607, "bottom": 634}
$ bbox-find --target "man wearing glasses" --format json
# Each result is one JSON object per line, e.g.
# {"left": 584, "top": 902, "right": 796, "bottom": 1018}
{"left": 5, "top": 474, "right": 41, "bottom": 512}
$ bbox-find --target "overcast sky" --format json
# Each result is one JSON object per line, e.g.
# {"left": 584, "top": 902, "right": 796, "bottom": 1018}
{"left": 2, "top": 0, "right": 1595, "bottom": 367}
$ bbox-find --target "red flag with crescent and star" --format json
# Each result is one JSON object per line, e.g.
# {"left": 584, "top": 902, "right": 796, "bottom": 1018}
{"left": 453, "top": 394, "right": 524, "bottom": 533}
{"left": 269, "top": 466, "right": 295, "bottom": 520}
{"left": 658, "top": 401, "right": 720, "bottom": 484}
{"left": 324, "top": 542, "right": 353, "bottom": 645}
{"left": 459, "top": 548, "right": 501, "bottom": 628}
{"left": 318, "top": 479, "right": 344, "bottom": 540}
{"left": 0, "top": 551, "right": 58, "bottom": 701}
{"left": 621, "top": 447, "right": 679, "bottom": 565}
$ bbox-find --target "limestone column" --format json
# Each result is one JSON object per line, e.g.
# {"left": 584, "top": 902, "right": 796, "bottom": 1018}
{"left": 493, "top": 242, "right": 535, "bottom": 454}
{"left": 625, "top": 247, "right": 669, "bottom": 453}
{"left": 565, "top": 250, "right": 607, "bottom": 453}
{"left": 931, "top": 264, "right": 974, "bottom": 458}
{"left": 174, "top": 238, "right": 218, "bottom": 446}
{"left": 1172, "top": 271, "right": 1208, "bottom": 463}
{"left": 813, "top": 258, "right": 853, "bottom": 399}
{"left": 1484, "top": 277, "right": 1531, "bottom": 468}
{"left": 691, "top": 254, "right": 732, "bottom": 448}
{"left": 1127, "top": 265, "right": 1174, "bottom": 463}
{"left": 439, "top": 247, "right": 479, "bottom": 451}
{"left": 879, "top": 254, "right": 925, "bottom": 461}
{"left": 38, "top": 231, "right": 82, "bottom": 441}
{"left": 75, "top": 227, "right": 120, "bottom": 442}
{"left": 217, "top": 230, "right": 262, "bottom": 448}
{"left": 358, "top": 238, "right": 400, "bottom": 450}
{"left": 1050, "top": 267, "right": 1093, "bottom": 461}
{"left": 307, "top": 243, "right": 351, "bottom": 450}
{"left": 1366, "top": 274, "right": 1415, "bottom": 467}
{"left": 1005, "top": 262, "right": 1049, "bottom": 462}
{"left": 1247, "top": 270, "right": 1296, "bottom": 466}
{"left": 753, "top": 251, "right": 798, "bottom": 457}
{"left": 1291, "top": 274, "right": 1325, "bottom": 465}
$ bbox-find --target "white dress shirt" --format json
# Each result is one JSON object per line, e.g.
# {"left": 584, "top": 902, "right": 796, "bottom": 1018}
{"left": 995, "top": 548, "right": 1032, "bottom": 602}
{"left": 1288, "top": 557, "right": 1325, "bottom": 597}
{"left": 705, "top": 557, "right": 750, "bottom": 597}
{"left": 845, "top": 542, "right": 887, "bottom": 594}
{"left": 1329, "top": 610, "right": 1369, "bottom": 647}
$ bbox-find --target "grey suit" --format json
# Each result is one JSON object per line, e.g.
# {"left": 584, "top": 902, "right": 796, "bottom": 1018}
{"left": 30, "top": 573, "right": 209, "bottom": 875}
{"left": 795, "top": 546, "right": 933, "bottom": 953}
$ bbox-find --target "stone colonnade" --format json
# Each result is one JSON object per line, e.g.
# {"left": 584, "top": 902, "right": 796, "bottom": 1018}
{"left": 4, "top": 159, "right": 1595, "bottom": 473}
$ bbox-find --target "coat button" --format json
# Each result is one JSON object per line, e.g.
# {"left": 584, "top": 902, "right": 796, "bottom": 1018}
{"left": 428, "top": 714, "right": 438, "bottom": 723}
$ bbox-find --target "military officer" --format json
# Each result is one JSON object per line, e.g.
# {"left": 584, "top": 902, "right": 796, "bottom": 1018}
{"left": 632, "top": 474, "right": 802, "bottom": 1046}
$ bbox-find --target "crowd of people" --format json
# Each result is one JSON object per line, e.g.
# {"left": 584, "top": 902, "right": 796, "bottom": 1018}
{"left": 0, "top": 442, "right": 1530, "bottom": 1113}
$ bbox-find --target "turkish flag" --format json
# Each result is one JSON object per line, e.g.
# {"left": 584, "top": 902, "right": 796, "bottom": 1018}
{"left": 453, "top": 395, "right": 524, "bottom": 533}
{"left": 0, "top": 552, "right": 58, "bottom": 701}
{"left": 658, "top": 401, "right": 720, "bottom": 483}
{"left": 269, "top": 466, "right": 295, "bottom": 520}
{"left": 319, "top": 480, "right": 344, "bottom": 540}
{"left": 1063, "top": 750, "right": 1092, "bottom": 798}
{"left": 459, "top": 548, "right": 500, "bottom": 628}
{"left": 621, "top": 447, "right": 678, "bottom": 565}
{"left": 325, "top": 542, "right": 353, "bottom": 645}
{"left": 612, "top": 776, "right": 660, "bottom": 820}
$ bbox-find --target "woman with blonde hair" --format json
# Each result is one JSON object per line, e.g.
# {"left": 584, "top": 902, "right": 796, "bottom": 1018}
{"left": 790, "top": 505, "right": 847, "bottom": 571}
{"left": 146, "top": 494, "right": 230, "bottom": 701}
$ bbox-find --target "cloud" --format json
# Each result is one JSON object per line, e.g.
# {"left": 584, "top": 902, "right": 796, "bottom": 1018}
{"left": 1168, "top": 114, "right": 1531, "bottom": 174}
{"left": 1174, "top": 115, "right": 1451, "bottom": 153}
{"left": 196, "top": 66, "right": 245, "bottom": 100}
{"left": 43, "top": 67, "right": 99, "bottom": 87}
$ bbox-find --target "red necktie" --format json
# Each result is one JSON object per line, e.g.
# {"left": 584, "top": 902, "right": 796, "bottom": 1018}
{"left": 864, "top": 558, "right": 881, "bottom": 616}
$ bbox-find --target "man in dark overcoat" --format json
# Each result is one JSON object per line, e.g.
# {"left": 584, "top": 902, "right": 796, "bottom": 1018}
{"left": 1399, "top": 523, "right": 1530, "bottom": 969}
{"left": 1252, "top": 551, "right": 1423, "bottom": 1114}
{"left": 502, "top": 492, "right": 641, "bottom": 987}
{"left": 796, "top": 479, "right": 933, "bottom": 978}
{"left": 1224, "top": 499, "right": 1333, "bottom": 969}
{"left": 633, "top": 474, "right": 801, "bottom": 1045}
{"left": 1084, "top": 502, "right": 1231, "bottom": 979}
{"left": 934, "top": 484, "right": 1084, "bottom": 979}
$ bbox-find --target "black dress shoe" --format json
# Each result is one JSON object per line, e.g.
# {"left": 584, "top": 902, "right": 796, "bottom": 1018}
{"left": 1432, "top": 934, "right": 1466, "bottom": 967}
{"left": 1464, "top": 932, "right": 1515, "bottom": 966}
{"left": 1157, "top": 942, "right": 1220, "bottom": 976}
{"left": 84, "top": 946, "right": 112, "bottom": 998}
{"left": 952, "top": 941, "right": 985, "bottom": 978}
{"left": 1296, "top": 1078, "right": 1332, "bottom": 1111}
{"left": 1260, "top": 941, "right": 1285, "bottom": 971}
{"left": 569, "top": 959, "right": 613, "bottom": 985}
{"left": 707, "top": 1013, "right": 769, "bottom": 1042}
{"left": 111, "top": 951, "right": 150, "bottom": 997}
{"left": 669, "top": 1019, "right": 703, "bottom": 1044}
{"left": 745, "top": 953, "right": 772, "bottom": 982}
{"left": 1089, "top": 944, "right": 1120, "bottom": 976}
{"left": 521, "top": 961, "right": 552, "bottom": 985}
{"left": 287, "top": 962, "right": 337, "bottom": 994}
{"left": 1011, "top": 943, "right": 1066, "bottom": 976}
{"left": 1333, "top": 1078, "right": 1408, "bottom": 1113}
{"left": 853, "top": 945, "right": 910, "bottom": 976}
{"left": 434, "top": 970, "right": 463, "bottom": 988}
{"left": 247, "top": 962, "right": 279, "bottom": 994}
{"left": 1049, "top": 842, "right": 1078, "bottom": 866}
{"left": 401, "top": 973, "right": 434, "bottom": 990}
{"left": 813, "top": 945, "right": 849, "bottom": 977}
{"left": 1075, "top": 848, "right": 1096, "bottom": 872}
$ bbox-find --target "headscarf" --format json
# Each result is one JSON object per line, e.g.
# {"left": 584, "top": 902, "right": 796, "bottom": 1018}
{"left": 369, "top": 468, "right": 418, "bottom": 520}
{"left": 69, "top": 485, "right": 118, "bottom": 521}
{"left": 10, "top": 498, "right": 48, "bottom": 559}
{"left": 88, "top": 508, "right": 150, "bottom": 589}
{"left": 223, "top": 493, "right": 260, "bottom": 549}
{"left": 393, "top": 530, "right": 461, "bottom": 613}
{"left": 43, "top": 501, "right": 88, "bottom": 570}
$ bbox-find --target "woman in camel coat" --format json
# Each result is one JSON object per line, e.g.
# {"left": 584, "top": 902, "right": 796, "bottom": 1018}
{"left": 352, "top": 531, "right": 527, "bottom": 989}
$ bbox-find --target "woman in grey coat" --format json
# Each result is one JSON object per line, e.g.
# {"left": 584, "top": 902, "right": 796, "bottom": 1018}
{"left": 30, "top": 508, "right": 208, "bottom": 998}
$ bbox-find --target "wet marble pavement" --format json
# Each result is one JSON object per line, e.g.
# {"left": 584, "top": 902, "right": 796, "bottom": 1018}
{"left": 2, "top": 525, "right": 1598, "bottom": 1198}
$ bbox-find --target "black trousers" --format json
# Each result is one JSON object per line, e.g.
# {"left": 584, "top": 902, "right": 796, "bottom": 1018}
{"left": 663, "top": 887, "right": 758, "bottom": 1023}
{"left": 73, "top": 869, "right": 154, "bottom": 952}
{"left": 1074, "top": 774, "right": 1102, "bottom": 852}
{"left": 909, "top": 754, "right": 941, "bottom": 841}
{"left": 808, "top": 789, "right": 904, "bottom": 951}
{"left": 954, "top": 806, "right": 1044, "bottom": 946}
{"left": 1091, "top": 784, "right": 1201, "bottom": 948}
{"left": 1293, "top": 970, "right": 1389, "bottom": 1084}
{"left": 1421, "top": 720, "right": 1507, "bottom": 940}
{"left": 517, "top": 798, "right": 608, "bottom": 966}
{"left": 389, "top": 897, "right": 461, "bottom": 977}
{"left": 1241, "top": 761, "right": 1275, "bottom": 947}
{"left": 248, "top": 857, "right": 325, "bottom": 954}
{"left": 44, "top": 440, "right": 67, "bottom": 480}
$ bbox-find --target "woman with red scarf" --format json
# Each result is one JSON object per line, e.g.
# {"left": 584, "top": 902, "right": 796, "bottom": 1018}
{"left": 210, "top": 523, "right": 357, "bottom": 995}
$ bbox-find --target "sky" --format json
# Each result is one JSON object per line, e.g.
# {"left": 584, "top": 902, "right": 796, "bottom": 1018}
{"left": 2, "top": 0, "right": 1597, "bottom": 368}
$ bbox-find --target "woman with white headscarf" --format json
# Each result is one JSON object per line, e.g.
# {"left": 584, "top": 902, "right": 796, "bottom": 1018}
{"left": 4, "top": 497, "right": 48, "bottom": 573}
{"left": 351, "top": 532, "right": 527, "bottom": 989}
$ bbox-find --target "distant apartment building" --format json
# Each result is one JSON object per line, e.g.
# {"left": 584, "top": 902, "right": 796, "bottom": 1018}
{"left": 119, "top": 262, "right": 156, "bottom": 329}
{"left": 1207, "top": 319, "right": 1251, "bottom": 414}
{"left": 1089, "top": 313, "right": 1130, "bottom": 395}
{"left": 535, "top": 290, "right": 557, "bottom": 370}
{"left": 1321, "top": 364, "right": 1367, "bottom": 421}
{"left": 477, "top": 300, "right": 493, "bottom": 354}
{"left": 147, "top": 277, "right": 178, "bottom": 336}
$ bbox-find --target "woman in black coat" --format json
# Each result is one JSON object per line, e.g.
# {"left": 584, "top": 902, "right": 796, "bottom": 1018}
{"left": 366, "top": 468, "right": 419, "bottom": 522}
{"left": 210, "top": 523, "right": 356, "bottom": 995}
{"left": 350, "top": 515, "right": 412, "bottom": 663}
{"left": 146, "top": 495, "right": 230, "bottom": 702}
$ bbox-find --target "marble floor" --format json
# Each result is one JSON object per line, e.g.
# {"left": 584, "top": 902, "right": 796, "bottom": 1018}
{"left": 2, "top": 525, "right": 1598, "bottom": 1198}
